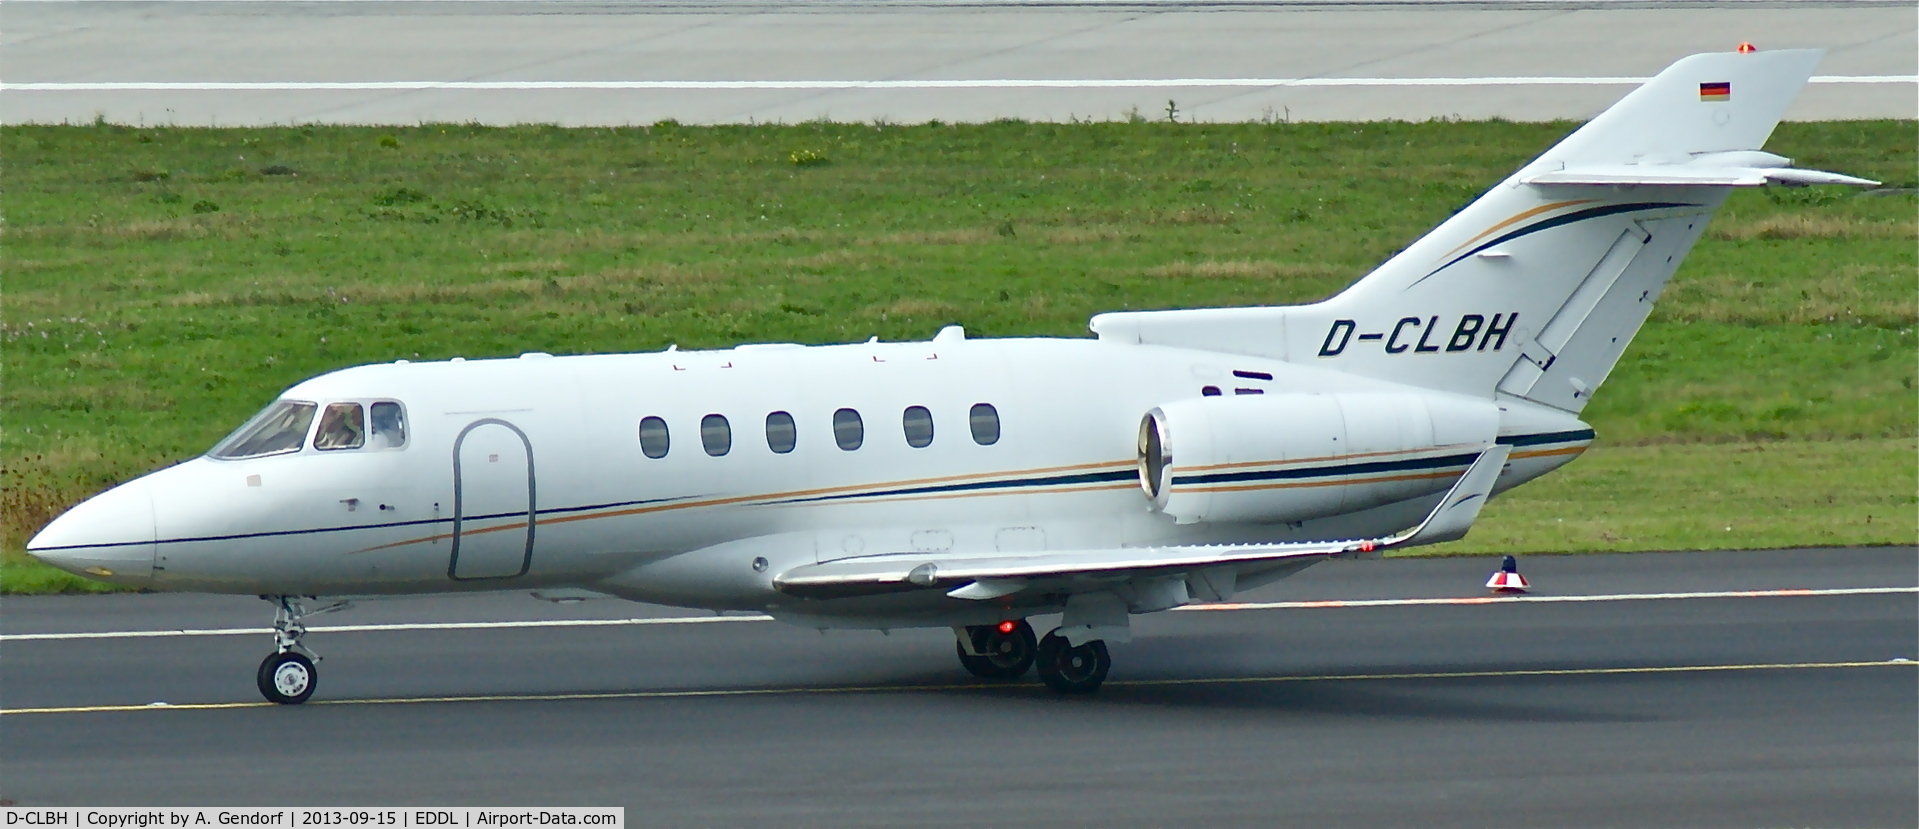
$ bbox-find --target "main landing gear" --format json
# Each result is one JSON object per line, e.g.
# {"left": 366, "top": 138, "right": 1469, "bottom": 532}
{"left": 1034, "top": 630, "right": 1109, "bottom": 695}
{"left": 953, "top": 619, "right": 1114, "bottom": 694}
{"left": 956, "top": 620, "right": 1038, "bottom": 679}
{"left": 257, "top": 596, "right": 350, "bottom": 705}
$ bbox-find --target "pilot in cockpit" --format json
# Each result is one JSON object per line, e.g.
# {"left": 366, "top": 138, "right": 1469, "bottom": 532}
{"left": 368, "top": 401, "right": 407, "bottom": 449}
{"left": 314, "top": 403, "right": 366, "bottom": 450}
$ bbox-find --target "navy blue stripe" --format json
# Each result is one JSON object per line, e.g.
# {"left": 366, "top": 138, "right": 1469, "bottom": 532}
{"left": 772, "top": 469, "right": 1138, "bottom": 505}
{"left": 1174, "top": 452, "right": 1478, "bottom": 487}
{"left": 1498, "top": 429, "right": 1596, "bottom": 447}
{"left": 1409, "top": 201, "right": 1700, "bottom": 288}
{"left": 31, "top": 496, "right": 688, "bottom": 553}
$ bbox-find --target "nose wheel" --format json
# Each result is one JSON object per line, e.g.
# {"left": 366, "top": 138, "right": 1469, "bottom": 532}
{"left": 258, "top": 651, "right": 316, "bottom": 704}
{"left": 956, "top": 620, "right": 1038, "bottom": 679}
{"left": 257, "top": 596, "right": 350, "bottom": 705}
{"left": 1035, "top": 630, "right": 1110, "bottom": 694}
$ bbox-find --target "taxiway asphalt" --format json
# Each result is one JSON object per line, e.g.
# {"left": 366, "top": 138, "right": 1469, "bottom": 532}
{"left": 3, "top": 1, "right": 1913, "bottom": 125}
{"left": 3, "top": 547, "right": 1914, "bottom": 825}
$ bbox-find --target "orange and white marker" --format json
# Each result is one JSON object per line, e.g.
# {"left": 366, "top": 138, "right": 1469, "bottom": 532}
{"left": 1486, "top": 555, "right": 1530, "bottom": 594}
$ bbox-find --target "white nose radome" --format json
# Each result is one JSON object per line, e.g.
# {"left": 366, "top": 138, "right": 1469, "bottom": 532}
{"left": 27, "top": 477, "right": 157, "bottom": 588}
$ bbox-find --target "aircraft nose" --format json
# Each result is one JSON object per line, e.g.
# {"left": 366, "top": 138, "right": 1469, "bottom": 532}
{"left": 27, "top": 476, "right": 157, "bottom": 587}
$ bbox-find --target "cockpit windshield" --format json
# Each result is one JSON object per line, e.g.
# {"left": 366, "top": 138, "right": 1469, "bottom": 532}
{"left": 208, "top": 400, "right": 317, "bottom": 460}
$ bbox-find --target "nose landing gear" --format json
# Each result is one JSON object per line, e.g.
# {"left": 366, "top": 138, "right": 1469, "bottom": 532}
{"left": 257, "top": 596, "right": 351, "bottom": 705}
{"left": 258, "top": 651, "right": 316, "bottom": 705}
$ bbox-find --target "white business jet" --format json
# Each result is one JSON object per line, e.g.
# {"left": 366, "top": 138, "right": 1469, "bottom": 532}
{"left": 30, "top": 49, "right": 1874, "bottom": 703}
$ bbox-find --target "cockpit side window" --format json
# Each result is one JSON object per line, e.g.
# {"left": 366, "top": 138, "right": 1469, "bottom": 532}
{"left": 314, "top": 402, "right": 367, "bottom": 451}
{"left": 209, "top": 400, "right": 317, "bottom": 460}
{"left": 369, "top": 401, "right": 408, "bottom": 449}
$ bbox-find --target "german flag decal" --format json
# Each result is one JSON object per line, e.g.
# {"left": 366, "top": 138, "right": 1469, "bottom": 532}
{"left": 1700, "top": 81, "right": 1731, "bottom": 101}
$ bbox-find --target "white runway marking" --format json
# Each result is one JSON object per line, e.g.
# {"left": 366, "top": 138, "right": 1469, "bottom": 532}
{"left": 1186, "top": 586, "right": 1919, "bottom": 611}
{"left": 4, "top": 76, "right": 1911, "bottom": 92}
{"left": 3, "top": 586, "right": 1911, "bottom": 643}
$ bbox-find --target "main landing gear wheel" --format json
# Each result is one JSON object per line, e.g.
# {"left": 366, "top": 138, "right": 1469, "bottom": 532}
{"left": 257, "top": 652, "right": 316, "bottom": 705}
{"left": 1036, "top": 630, "right": 1110, "bottom": 695}
{"left": 957, "top": 620, "right": 1038, "bottom": 679}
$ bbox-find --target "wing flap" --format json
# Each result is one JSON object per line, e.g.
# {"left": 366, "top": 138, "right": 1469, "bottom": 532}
{"left": 774, "top": 446, "right": 1510, "bottom": 601}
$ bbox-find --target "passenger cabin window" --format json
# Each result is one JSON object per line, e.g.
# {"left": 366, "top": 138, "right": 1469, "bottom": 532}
{"left": 833, "top": 408, "right": 864, "bottom": 451}
{"left": 208, "top": 400, "right": 316, "bottom": 460}
{"left": 638, "top": 416, "right": 670, "bottom": 459}
{"left": 314, "top": 403, "right": 366, "bottom": 451}
{"left": 765, "top": 411, "right": 797, "bottom": 454}
{"left": 369, "top": 401, "right": 408, "bottom": 449}
{"left": 701, "top": 414, "right": 732, "bottom": 457}
{"left": 969, "top": 403, "right": 1000, "bottom": 446}
{"left": 902, "top": 406, "right": 934, "bottom": 448}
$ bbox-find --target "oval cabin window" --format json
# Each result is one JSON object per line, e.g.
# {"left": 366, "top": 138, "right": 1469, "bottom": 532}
{"left": 969, "top": 403, "right": 1000, "bottom": 446}
{"left": 638, "top": 416, "right": 670, "bottom": 459}
{"left": 902, "top": 406, "right": 934, "bottom": 448}
{"left": 765, "top": 411, "right": 797, "bottom": 454}
{"left": 701, "top": 414, "right": 732, "bottom": 457}
{"left": 833, "top": 408, "right": 864, "bottom": 451}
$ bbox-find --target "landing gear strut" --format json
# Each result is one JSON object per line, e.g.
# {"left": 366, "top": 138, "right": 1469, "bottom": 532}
{"left": 1035, "top": 629, "right": 1110, "bottom": 694}
{"left": 956, "top": 620, "right": 1038, "bottom": 679}
{"left": 257, "top": 596, "right": 350, "bottom": 705}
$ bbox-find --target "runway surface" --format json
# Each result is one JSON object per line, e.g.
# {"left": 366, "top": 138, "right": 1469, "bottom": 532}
{"left": 4, "top": 1, "right": 1913, "bottom": 125}
{"left": 3, "top": 547, "right": 1915, "bottom": 825}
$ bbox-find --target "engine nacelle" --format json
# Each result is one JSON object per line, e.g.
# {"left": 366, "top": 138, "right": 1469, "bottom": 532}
{"left": 1138, "top": 392, "right": 1499, "bottom": 525}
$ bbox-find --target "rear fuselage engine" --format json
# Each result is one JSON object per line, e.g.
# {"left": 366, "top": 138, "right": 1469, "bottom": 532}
{"left": 1138, "top": 392, "right": 1499, "bottom": 525}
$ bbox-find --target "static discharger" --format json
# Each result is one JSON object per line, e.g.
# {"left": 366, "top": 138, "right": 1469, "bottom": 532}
{"left": 1487, "top": 555, "right": 1531, "bottom": 595}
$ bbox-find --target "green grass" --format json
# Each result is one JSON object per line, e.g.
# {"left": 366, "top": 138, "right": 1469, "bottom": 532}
{"left": 3, "top": 120, "right": 1914, "bottom": 592}
{"left": 1444, "top": 438, "right": 1916, "bottom": 555}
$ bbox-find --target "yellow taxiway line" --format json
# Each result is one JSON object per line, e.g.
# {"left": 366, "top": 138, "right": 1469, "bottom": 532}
{"left": 4, "top": 659, "right": 1910, "bottom": 717}
{"left": 5, "top": 587, "right": 1912, "bottom": 643}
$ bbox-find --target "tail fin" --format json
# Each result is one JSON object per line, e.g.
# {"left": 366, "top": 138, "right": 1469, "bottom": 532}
{"left": 1091, "top": 48, "right": 1875, "bottom": 412}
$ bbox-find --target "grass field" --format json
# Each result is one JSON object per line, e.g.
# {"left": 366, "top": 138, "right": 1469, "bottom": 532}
{"left": 4, "top": 119, "right": 1913, "bottom": 592}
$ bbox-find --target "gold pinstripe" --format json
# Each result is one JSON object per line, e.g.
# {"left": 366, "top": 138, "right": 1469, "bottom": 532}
{"left": 350, "top": 459, "right": 1136, "bottom": 554}
{"left": 349, "top": 442, "right": 1589, "bottom": 555}
{"left": 1437, "top": 199, "right": 1597, "bottom": 261}
{"left": 1179, "top": 469, "right": 1463, "bottom": 494}
{"left": 1176, "top": 442, "right": 1588, "bottom": 494}
{"left": 1177, "top": 444, "right": 1479, "bottom": 474}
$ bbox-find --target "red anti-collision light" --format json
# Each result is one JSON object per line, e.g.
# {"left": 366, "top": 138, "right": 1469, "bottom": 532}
{"left": 1736, "top": 42, "right": 1757, "bottom": 53}
{"left": 997, "top": 620, "right": 1017, "bottom": 634}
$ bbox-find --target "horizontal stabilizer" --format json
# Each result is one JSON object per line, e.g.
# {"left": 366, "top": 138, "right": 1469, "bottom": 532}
{"left": 1526, "top": 166, "right": 1879, "bottom": 188}
{"left": 774, "top": 446, "right": 1510, "bottom": 601}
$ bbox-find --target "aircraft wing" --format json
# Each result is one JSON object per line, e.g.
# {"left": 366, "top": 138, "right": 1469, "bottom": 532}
{"left": 774, "top": 445, "right": 1510, "bottom": 601}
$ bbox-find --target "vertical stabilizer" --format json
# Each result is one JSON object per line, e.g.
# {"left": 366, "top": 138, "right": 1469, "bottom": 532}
{"left": 1091, "top": 49, "right": 1873, "bottom": 412}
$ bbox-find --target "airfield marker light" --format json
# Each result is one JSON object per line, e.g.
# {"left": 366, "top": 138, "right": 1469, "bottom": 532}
{"left": 1486, "top": 554, "right": 1531, "bottom": 594}
{"left": 1736, "top": 42, "right": 1757, "bottom": 53}
{"left": 997, "top": 620, "right": 1017, "bottom": 635}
